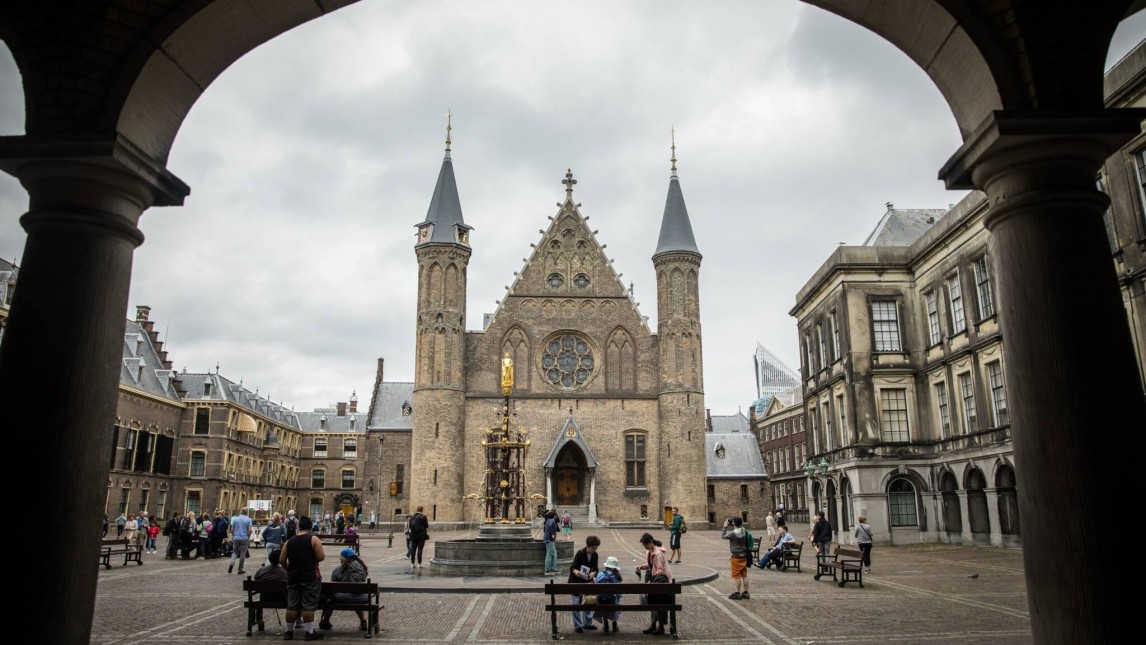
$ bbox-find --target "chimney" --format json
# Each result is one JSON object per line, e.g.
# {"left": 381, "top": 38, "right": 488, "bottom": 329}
{"left": 337, "top": 401, "right": 347, "bottom": 417}
{"left": 135, "top": 305, "right": 150, "bottom": 322}
{"left": 705, "top": 408, "right": 712, "bottom": 432}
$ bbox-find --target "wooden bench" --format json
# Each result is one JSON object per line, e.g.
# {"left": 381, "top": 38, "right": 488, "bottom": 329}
{"left": 99, "top": 537, "right": 143, "bottom": 569}
{"left": 543, "top": 580, "right": 683, "bottom": 639}
{"left": 316, "top": 533, "right": 360, "bottom": 554}
{"left": 813, "top": 545, "right": 864, "bottom": 587}
{"left": 242, "top": 578, "right": 381, "bottom": 638}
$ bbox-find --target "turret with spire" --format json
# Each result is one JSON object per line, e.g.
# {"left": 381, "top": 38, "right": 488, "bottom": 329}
{"left": 410, "top": 112, "right": 471, "bottom": 521}
{"left": 653, "top": 129, "right": 707, "bottom": 525}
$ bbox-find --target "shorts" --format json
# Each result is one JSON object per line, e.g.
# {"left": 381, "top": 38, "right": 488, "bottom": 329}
{"left": 669, "top": 533, "right": 681, "bottom": 550}
{"left": 730, "top": 556, "right": 748, "bottom": 579}
{"left": 287, "top": 578, "right": 322, "bottom": 612}
{"left": 561, "top": 527, "right": 572, "bottom": 536}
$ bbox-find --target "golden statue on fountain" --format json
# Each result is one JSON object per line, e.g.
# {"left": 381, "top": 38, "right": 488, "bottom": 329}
{"left": 479, "top": 354, "right": 532, "bottom": 524}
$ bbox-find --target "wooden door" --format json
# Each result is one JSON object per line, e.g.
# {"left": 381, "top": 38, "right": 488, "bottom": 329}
{"left": 555, "top": 449, "right": 582, "bottom": 505}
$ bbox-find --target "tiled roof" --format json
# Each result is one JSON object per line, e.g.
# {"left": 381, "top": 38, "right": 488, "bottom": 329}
{"left": 706, "top": 432, "right": 767, "bottom": 479}
{"left": 710, "top": 412, "right": 749, "bottom": 434}
{"left": 120, "top": 320, "right": 182, "bottom": 404}
{"left": 862, "top": 207, "right": 947, "bottom": 246}
{"left": 367, "top": 382, "right": 414, "bottom": 431}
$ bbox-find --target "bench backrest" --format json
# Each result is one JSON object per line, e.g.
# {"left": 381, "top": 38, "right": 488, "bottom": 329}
{"left": 544, "top": 582, "right": 681, "bottom": 597}
{"left": 243, "top": 578, "right": 378, "bottom": 598}
{"left": 786, "top": 541, "right": 802, "bottom": 551}
{"left": 102, "top": 538, "right": 129, "bottom": 546}
{"left": 834, "top": 547, "right": 863, "bottom": 558}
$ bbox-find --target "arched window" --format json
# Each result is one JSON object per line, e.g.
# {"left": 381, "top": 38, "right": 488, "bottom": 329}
{"left": 888, "top": 478, "right": 918, "bottom": 527}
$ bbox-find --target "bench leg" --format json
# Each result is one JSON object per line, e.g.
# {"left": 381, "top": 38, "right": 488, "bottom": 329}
{"left": 670, "top": 607, "right": 678, "bottom": 639}
{"left": 246, "top": 607, "right": 254, "bottom": 637}
{"left": 551, "top": 609, "right": 558, "bottom": 639}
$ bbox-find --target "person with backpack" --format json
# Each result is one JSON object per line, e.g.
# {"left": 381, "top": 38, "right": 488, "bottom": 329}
{"left": 285, "top": 510, "right": 299, "bottom": 540}
{"left": 592, "top": 556, "right": 623, "bottom": 633}
{"left": 668, "top": 507, "right": 685, "bottom": 564}
{"left": 560, "top": 512, "right": 573, "bottom": 541}
{"left": 262, "top": 512, "right": 285, "bottom": 565}
{"left": 407, "top": 506, "right": 430, "bottom": 571}
{"left": 720, "top": 516, "right": 750, "bottom": 600}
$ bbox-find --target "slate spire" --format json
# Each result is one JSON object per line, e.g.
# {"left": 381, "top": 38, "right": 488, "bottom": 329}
{"left": 416, "top": 111, "right": 471, "bottom": 247}
{"left": 653, "top": 129, "right": 700, "bottom": 258}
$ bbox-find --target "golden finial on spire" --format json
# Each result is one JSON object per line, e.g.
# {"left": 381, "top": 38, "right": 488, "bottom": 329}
{"left": 445, "top": 109, "right": 453, "bottom": 152}
{"left": 670, "top": 126, "right": 678, "bottom": 173}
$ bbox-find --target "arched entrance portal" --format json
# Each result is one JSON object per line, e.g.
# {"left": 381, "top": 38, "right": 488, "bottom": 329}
{"left": 554, "top": 444, "right": 586, "bottom": 506}
{"left": 825, "top": 479, "right": 839, "bottom": 534}
{"left": 939, "top": 470, "right": 963, "bottom": 544}
{"left": 840, "top": 478, "right": 852, "bottom": 536}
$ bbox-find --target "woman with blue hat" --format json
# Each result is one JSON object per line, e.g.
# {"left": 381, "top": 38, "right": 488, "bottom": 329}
{"left": 318, "top": 547, "right": 370, "bottom": 632}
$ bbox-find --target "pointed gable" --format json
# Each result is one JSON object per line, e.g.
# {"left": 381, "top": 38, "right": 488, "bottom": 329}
{"left": 482, "top": 180, "right": 649, "bottom": 333}
{"left": 543, "top": 414, "right": 599, "bottom": 470}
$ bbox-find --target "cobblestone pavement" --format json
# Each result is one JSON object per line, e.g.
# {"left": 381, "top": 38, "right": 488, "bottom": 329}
{"left": 91, "top": 524, "right": 1032, "bottom": 644}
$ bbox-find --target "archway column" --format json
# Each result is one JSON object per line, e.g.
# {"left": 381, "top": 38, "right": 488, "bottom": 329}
{"left": 588, "top": 469, "right": 597, "bottom": 523}
{"left": 940, "top": 110, "right": 1146, "bottom": 645}
{"left": 545, "top": 468, "right": 553, "bottom": 510}
{"left": 983, "top": 488, "right": 1002, "bottom": 547}
{"left": 955, "top": 490, "right": 971, "bottom": 544}
{"left": 0, "top": 137, "right": 187, "bottom": 645}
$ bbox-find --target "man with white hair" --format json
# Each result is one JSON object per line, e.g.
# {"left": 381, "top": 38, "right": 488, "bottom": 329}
{"left": 286, "top": 510, "right": 299, "bottom": 540}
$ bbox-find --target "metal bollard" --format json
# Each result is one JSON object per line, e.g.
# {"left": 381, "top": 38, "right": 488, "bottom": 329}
{"left": 387, "top": 532, "right": 393, "bottom": 548}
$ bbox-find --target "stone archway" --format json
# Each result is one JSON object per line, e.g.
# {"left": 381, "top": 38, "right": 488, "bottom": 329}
{"left": 840, "top": 477, "right": 852, "bottom": 535}
{"left": 825, "top": 478, "right": 839, "bottom": 534}
{"left": 939, "top": 470, "right": 963, "bottom": 544}
{"left": 966, "top": 468, "right": 991, "bottom": 546}
{"left": 2, "top": 3, "right": 1144, "bottom": 643}
{"left": 996, "top": 463, "right": 1021, "bottom": 547}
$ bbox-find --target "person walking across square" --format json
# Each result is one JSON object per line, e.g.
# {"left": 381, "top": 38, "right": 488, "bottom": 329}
{"left": 855, "top": 515, "right": 874, "bottom": 572}
{"left": 668, "top": 507, "right": 684, "bottom": 563}
{"left": 228, "top": 507, "right": 253, "bottom": 574}
{"left": 811, "top": 511, "right": 832, "bottom": 567}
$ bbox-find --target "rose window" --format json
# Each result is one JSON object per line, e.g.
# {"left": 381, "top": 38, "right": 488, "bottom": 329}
{"left": 542, "top": 334, "right": 595, "bottom": 388}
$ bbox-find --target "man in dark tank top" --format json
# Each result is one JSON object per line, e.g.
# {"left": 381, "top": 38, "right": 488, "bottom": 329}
{"left": 279, "top": 515, "right": 326, "bottom": 641}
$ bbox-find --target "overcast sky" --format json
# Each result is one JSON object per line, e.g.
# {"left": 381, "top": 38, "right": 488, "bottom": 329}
{"left": 1, "top": 2, "right": 1143, "bottom": 416}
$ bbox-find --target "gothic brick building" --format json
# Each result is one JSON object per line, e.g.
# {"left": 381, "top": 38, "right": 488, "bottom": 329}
{"left": 400, "top": 138, "right": 709, "bottom": 524}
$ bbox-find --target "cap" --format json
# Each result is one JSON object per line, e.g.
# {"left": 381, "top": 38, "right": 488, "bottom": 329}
{"left": 340, "top": 548, "right": 357, "bottom": 558}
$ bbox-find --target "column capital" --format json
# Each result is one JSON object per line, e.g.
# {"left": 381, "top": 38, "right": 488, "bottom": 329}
{"left": 938, "top": 109, "right": 1146, "bottom": 190}
{"left": 0, "top": 133, "right": 190, "bottom": 208}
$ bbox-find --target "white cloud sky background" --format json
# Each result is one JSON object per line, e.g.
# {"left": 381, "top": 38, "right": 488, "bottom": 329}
{"left": 1, "top": 2, "right": 1143, "bottom": 415}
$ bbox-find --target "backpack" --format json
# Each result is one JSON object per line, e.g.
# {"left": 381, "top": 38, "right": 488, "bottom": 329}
{"left": 679, "top": 518, "right": 688, "bottom": 534}
{"left": 744, "top": 530, "right": 754, "bottom": 552}
{"left": 285, "top": 517, "right": 298, "bottom": 538}
{"left": 561, "top": 514, "right": 571, "bottom": 527}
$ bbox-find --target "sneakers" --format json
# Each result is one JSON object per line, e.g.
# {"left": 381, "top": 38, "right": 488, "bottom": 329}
{"left": 728, "top": 592, "right": 742, "bottom": 600}
{"left": 228, "top": 564, "right": 234, "bottom": 574}
{"left": 575, "top": 628, "right": 584, "bottom": 634}
{"left": 283, "top": 631, "right": 293, "bottom": 641}
{"left": 740, "top": 592, "right": 750, "bottom": 600}
{"left": 237, "top": 569, "right": 246, "bottom": 575}
{"left": 583, "top": 624, "right": 597, "bottom": 630}
{"left": 642, "top": 625, "right": 660, "bottom": 635}
{"left": 304, "top": 632, "right": 324, "bottom": 641}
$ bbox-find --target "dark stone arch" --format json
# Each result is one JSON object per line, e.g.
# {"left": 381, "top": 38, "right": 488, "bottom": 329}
{"left": 965, "top": 467, "right": 991, "bottom": 545}
{"left": 939, "top": 469, "right": 963, "bottom": 543}
{"left": 995, "top": 462, "right": 1020, "bottom": 543}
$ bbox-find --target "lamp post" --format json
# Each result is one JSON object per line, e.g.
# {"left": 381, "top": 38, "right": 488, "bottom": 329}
{"left": 804, "top": 457, "right": 830, "bottom": 519}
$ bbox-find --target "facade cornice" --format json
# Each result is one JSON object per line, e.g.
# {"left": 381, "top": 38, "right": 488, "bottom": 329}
{"left": 119, "top": 384, "right": 185, "bottom": 408}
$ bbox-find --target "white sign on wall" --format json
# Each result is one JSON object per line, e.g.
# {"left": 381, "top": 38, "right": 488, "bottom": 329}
{"left": 248, "top": 500, "right": 272, "bottom": 511}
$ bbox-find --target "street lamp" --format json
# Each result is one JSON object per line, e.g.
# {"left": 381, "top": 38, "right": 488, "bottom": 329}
{"left": 804, "top": 458, "right": 830, "bottom": 520}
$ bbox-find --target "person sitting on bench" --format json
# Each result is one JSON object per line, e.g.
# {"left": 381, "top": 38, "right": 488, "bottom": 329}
{"left": 755, "top": 526, "right": 794, "bottom": 570}
{"left": 252, "top": 548, "right": 289, "bottom": 631}
{"left": 318, "top": 548, "right": 370, "bottom": 632}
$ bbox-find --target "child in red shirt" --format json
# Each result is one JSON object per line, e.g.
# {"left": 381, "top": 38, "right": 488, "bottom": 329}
{"left": 146, "top": 523, "right": 161, "bottom": 553}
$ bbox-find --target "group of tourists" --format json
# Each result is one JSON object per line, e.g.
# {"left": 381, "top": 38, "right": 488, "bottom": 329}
{"left": 720, "top": 508, "right": 876, "bottom": 601}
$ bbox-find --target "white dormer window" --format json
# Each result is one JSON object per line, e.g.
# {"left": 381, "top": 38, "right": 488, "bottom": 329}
{"left": 349, "top": 416, "right": 356, "bottom": 430}
{"left": 136, "top": 359, "right": 144, "bottom": 382}
{"left": 319, "top": 415, "right": 326, "bottom": 431}
{"left": 715, "top": 442, "right": 727, "bottom": 459}
{"left": 203, "top": 379, "right": 212, "bottom": 397}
